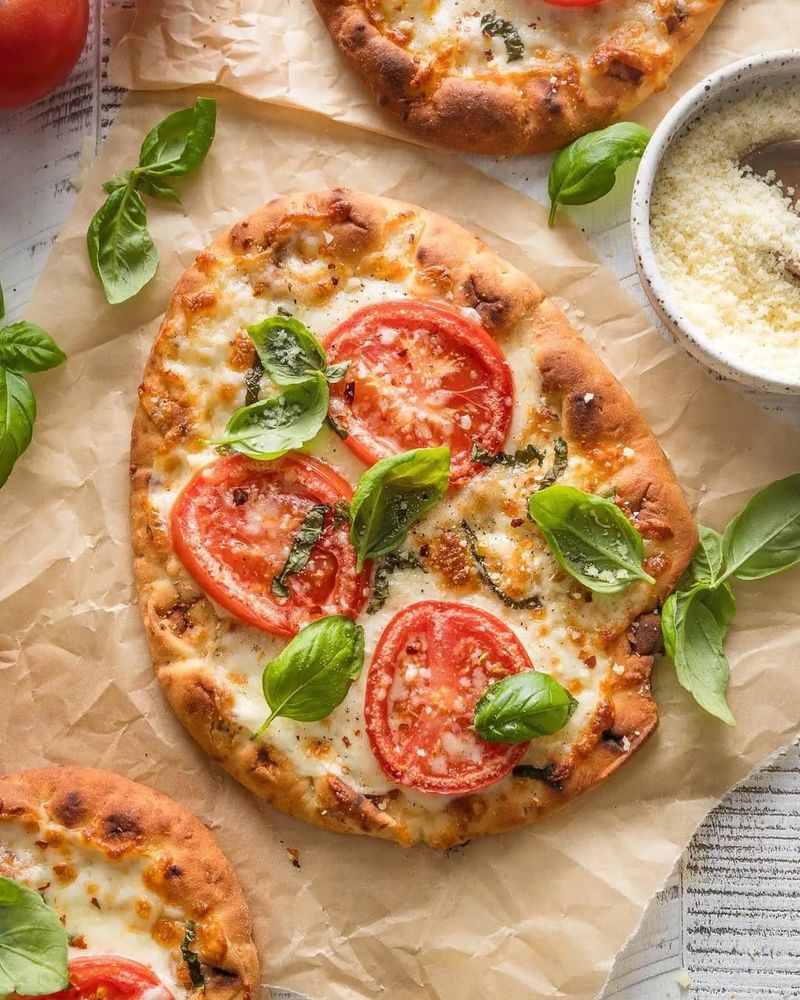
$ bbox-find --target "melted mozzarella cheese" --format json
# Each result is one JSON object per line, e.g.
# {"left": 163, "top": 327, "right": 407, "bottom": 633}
{"left": 148, "top": 257, "right": 648, "bottom": 808}
{"left": 1, "top": 823, "right": 186, "bottom": 996}
{"left": 370, "top": 0, "right": 668, "bottom": 79}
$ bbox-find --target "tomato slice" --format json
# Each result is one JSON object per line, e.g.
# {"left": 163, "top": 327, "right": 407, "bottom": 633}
{"left": 365, "top": 601, "right": 533, "bottom": 793}
{"left": 18, "top": 957, "right": 175, "bottom": 1000}
{"left": 171, "top": 453, "right": 370, "bottom": 638}
{"left": 325, "top": 301, "right": 513, "bottom": 482}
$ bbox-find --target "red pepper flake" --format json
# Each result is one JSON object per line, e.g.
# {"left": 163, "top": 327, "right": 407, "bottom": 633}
{"left": 580, "top": 652, "right": 597, "bottom": 669}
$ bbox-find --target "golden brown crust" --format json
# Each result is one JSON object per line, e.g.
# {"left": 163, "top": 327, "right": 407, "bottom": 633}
{"left": 313, "top": 0, "right": 727, "bottom": 154}
{"left": 130, "top": 189, "right": 696, "bottom": 848}
{"left": 0, "top": 766, "right": 259, "bottom": 998}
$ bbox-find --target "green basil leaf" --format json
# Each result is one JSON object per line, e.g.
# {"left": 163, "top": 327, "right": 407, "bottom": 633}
{"left": 102, "top": 171, "right": 132, "bottom": 196}
{"left": 324, "top": 360, "right": 351, "bottom": 384}
{"left": 255, "top": 615, "right": 365, "bottom": 736}
{"left": 480, "top": 12, "right": 524, "bottom": 62}
{"left": 469, "top": 441, "right": 544, "bottom": 467}
{"left": 214, "top": 377, "right": 328, "bottom": 461}
{"left": 366, "top": 550, "right": 424, "bottom": 614}
{"left": 0, "top": 323, "right": 66, "bottom": 374}
{"left": 536, "top": 436, "right": 568, "bottom": 491}
{"left": 87, "top": 185, "right": 158, "bottom": 305}
{"left": 0, "top": 369, "right": 35, "bottom": 488}
{"left": 547, "top": 122, "right": 651, "bottom": 226}
{"left": 248, "top": 315, "right": 329, "bottom": 385}
{"left": 243, "top": 355, "right": 264, "bottom": 407}
{"left": 180, "top": 921, "right": 206, "bottom": 990}
{"left": 721, "top": 474, "right": 800, "bottom": 581}
{"left": 138, "top": 97, "right": 217, "bottom": 179}
{"left": 462, "top": 519, "right": 541, "bottom": 609}
{"left": 665, "top": 584, "right": 736, "bottom": 726}
{"left": 687, "top": 524, "right": 724, "bottom": 586}
{"left": 138, "top": 175, "right": 182, "bottom": 204}
{"left": 0, "top": 877, "right": 68, "bottom": 997}
{"left": 350, "top": 447, "right": 451, "bottom": 571}
{"left": 272, "top": 503, "right": 331, "bottom": 598}
{"left": 528, "top": 483, "right": 655, "bottom": 593}
{"left": 474, "top": 670, "right": 577, "bottom": 744}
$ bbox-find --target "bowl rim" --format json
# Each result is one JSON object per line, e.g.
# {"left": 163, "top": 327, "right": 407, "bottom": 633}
{"left": 630, "top": 48, "right": 800, "bottom": 396}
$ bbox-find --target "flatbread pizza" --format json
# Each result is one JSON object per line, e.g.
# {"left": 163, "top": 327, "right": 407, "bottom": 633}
{"left": 130, "top": 188, "right": 696, "bottom": 849}
{"left": 0, "top": 767, "right": 258, "bottom": 1000}
{"left": 313, "top": 0, "right": 727, "bottom": 154}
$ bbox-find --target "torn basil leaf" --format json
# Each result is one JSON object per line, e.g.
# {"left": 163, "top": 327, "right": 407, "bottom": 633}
{"left": 536, "top": 436, "right": 568, "bottom": 491}
{"left": 243, "top": 354, "right": 264, "bottom": 407}
{"left": 480, "top": 12, "right": 524, "bottom": 62}
{"left": 0, "top": 877, "right": 69, "bottom": 997}
{"left": 272, "top": 504, "right": 331, "bottom": 598}
{"left": 462, "top": 520, "right": 540, "bottom": 610}
{"left": 367, "top": 550, "right": 424, "bottom": 614}
{"left": 469, "top": 441, "right": 544, "bottom": 468}
{"left": 180, "top": 920, "right": 206, "bottom": 991}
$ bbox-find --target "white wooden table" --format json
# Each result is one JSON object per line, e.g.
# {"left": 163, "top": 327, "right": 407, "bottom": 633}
{"left": 2, "top": 4, "right": 800, "bottom": 998}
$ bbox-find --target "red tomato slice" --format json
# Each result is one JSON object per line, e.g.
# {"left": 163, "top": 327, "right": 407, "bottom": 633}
{"left": 365, "top": 601, "right": 533, "bottom": 793}
{"left": 18, "top": 957, "right": 175, "bottom": 1000}
{"left": 171, "top": 453, "right": 370, "bottom": 638}
{"left": 325, "top": 301, "right": 513, "bottom": 482}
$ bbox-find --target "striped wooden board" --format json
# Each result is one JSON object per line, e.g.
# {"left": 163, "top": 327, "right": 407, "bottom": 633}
{"left": 1, "top": 3, "right": 799, "bottom": 996}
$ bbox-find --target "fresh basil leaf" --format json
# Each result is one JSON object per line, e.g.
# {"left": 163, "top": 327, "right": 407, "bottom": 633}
{"left": 138, "top": 97, "right": 217, "bottom": 179}
{"left": 350, "top": 447, "right": 450, "bottom": 571}
{"left": 480, "top": 12, "right": 524, "bottom": 62}
{"left": 367, "top": 550, "right": 424, "bottom": 614}
{"left": 528, "top": 483, "right": 655, "bottom": 593}
{"left": 0, "top": 323, "right": 66, "bottom": 374}
{"left": 721, "top": 474, "right": 800, "bottom": 581}
{"left": 462, "top": 519, "right": 541, "bottom": 609}
{"left": 272, "top": 504, "right": 331, "bottom": 598}
{"left": 87, "top": 184, "right": 158, "bottom": 305}
{"left": 180, "top": 921, "right": 206, "bottom": 991}
{"left": 664, "top": 584, "right": 736, "bottom": 726}
{"left": 102, "top": 171, "right": 132, "bottom": 196}
{"left": 469, "top": 441, "right": 544, "bottom": 467}
{"left": 248, "top": 315, "right": 328, "bottom": 385}
{"left": 0, "top": 877, "right": 68, "bottom": 996}
{"left": 0, "top": 369, "right": 35, "bottom": 488}
{"left": 536, "top": 436, "right": 568, "bottom": 491}
{"left": 214, "top": 377, "right": 328, "bottom": 461}
{"left": 687, "top": 524, "right": 724, "bottom": 587}
{"left": 548, "top": 122, "right": 651, "bottom": 226}
{"left": 243, "top": 354, "right": 264, "bottom": 407}
{"left": 474, "top": 670, "right": 577, "bottom": 744}
{"left": 138, "top": 175, "right": 182, "bottom": 204}
{"left": 254, "top": 615, "right": 365, "bottom": 736}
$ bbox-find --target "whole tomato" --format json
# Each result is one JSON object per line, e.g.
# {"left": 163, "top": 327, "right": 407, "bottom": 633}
{"left": 0, "top": 0, "right": 90, "bottom": 111}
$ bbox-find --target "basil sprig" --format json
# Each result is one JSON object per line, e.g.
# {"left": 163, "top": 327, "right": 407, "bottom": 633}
{"left": 0, "top": 283, "right": 66, "bottom": 489}
{"left": 474, "top": 671, "right": 577, "bottom": 744}
{"left": 349, "top": 447, "right": 451, "bottom": 570}
{"left": 272, "top": 504, "right": 331, "bottom": 597}
{"left": 528, "top": 484, "right": 655, "bottom": 593}
{"left": 662, "top": 474, "right": 800, "bottom": 725}
{"left": 219, "top": 315, "right": 350, "bottom": 463}
{"left": 547, "top": 122, "right": 651, "bottom": 227}
{"left": 253, "top": 615, "right": 365, "bottom": 738}
{"left": 212, "top": 377, "right": 329, "bottom": 459}
{"left": 0, "top": 877, "right": 68, "bottom": 997}
{"left": 88, "top": 98, "right": 216, "bottom": 304}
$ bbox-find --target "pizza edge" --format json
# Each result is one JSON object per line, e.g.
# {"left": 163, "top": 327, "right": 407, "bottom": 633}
{"left": 129, "top": 188, "right": 697, "bottom": 848}
{"left": 0, "top": 766, "right": 260, "bottom": 999}
{"left": 312, "top": 0, "right": 728, "bottom": 155}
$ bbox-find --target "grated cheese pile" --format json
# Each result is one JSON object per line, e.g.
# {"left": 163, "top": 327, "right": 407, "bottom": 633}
{"left": 651, "top": 86, "right": 800, "bottom": 384}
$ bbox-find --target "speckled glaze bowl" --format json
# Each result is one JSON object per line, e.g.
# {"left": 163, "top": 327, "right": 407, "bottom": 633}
{"left": 630, "top": 50, "right": 800, "bottom": 396}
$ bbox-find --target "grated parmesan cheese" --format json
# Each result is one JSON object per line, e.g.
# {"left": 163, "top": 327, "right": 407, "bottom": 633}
{"left": 650, "top": 86, "right": 800, "bottom": 383}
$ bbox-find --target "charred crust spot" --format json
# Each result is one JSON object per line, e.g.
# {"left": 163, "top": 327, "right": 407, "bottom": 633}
{"left": 602, "top": 730, "right": 629, "bottom": 753}
{"left": 544, "top": 92, "right": 562, "bottom": 116}
{"left": 512, "top": 763, "right": 564, "bottom": 792}
{"left": 461, "top": 275, "right": 510, "bottom": 330}
{"left": 165, "top": 863, "right": 183, "bottom": 880}
{"left": 628, "top": 611, "right": 664, "bottom": 658}
{"left": 103, "top": 811, "right": 142, "bottom": 842}
{"left": 567, "top": 389, "right": 597, "bottom": 435}
{"left": 605, "top": 59, "right": 644, "bottom": 84}
{"left": 51, "top": 791, "right": 86, "bottom": 828}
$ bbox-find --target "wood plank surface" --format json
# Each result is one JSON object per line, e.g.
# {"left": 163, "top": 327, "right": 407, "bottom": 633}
{"left": 1, "top": 2, "right": 799, "bottom": 997}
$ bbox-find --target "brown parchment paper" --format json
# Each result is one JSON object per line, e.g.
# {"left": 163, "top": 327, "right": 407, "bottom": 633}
{"left": 107, "top": 0, "right": 793, "bottom": 148}
{"left": 2, "top": 89, "right": 800, "bottom": 1000}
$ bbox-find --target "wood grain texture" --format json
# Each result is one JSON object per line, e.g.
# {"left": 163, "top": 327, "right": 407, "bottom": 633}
{"left": 1, "top": 1, "right": 799, "bottom": 996}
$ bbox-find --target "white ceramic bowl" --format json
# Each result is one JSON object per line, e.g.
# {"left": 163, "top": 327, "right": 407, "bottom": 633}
{"left": 630, "top": 49, "right": 800, "bottom": 395}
